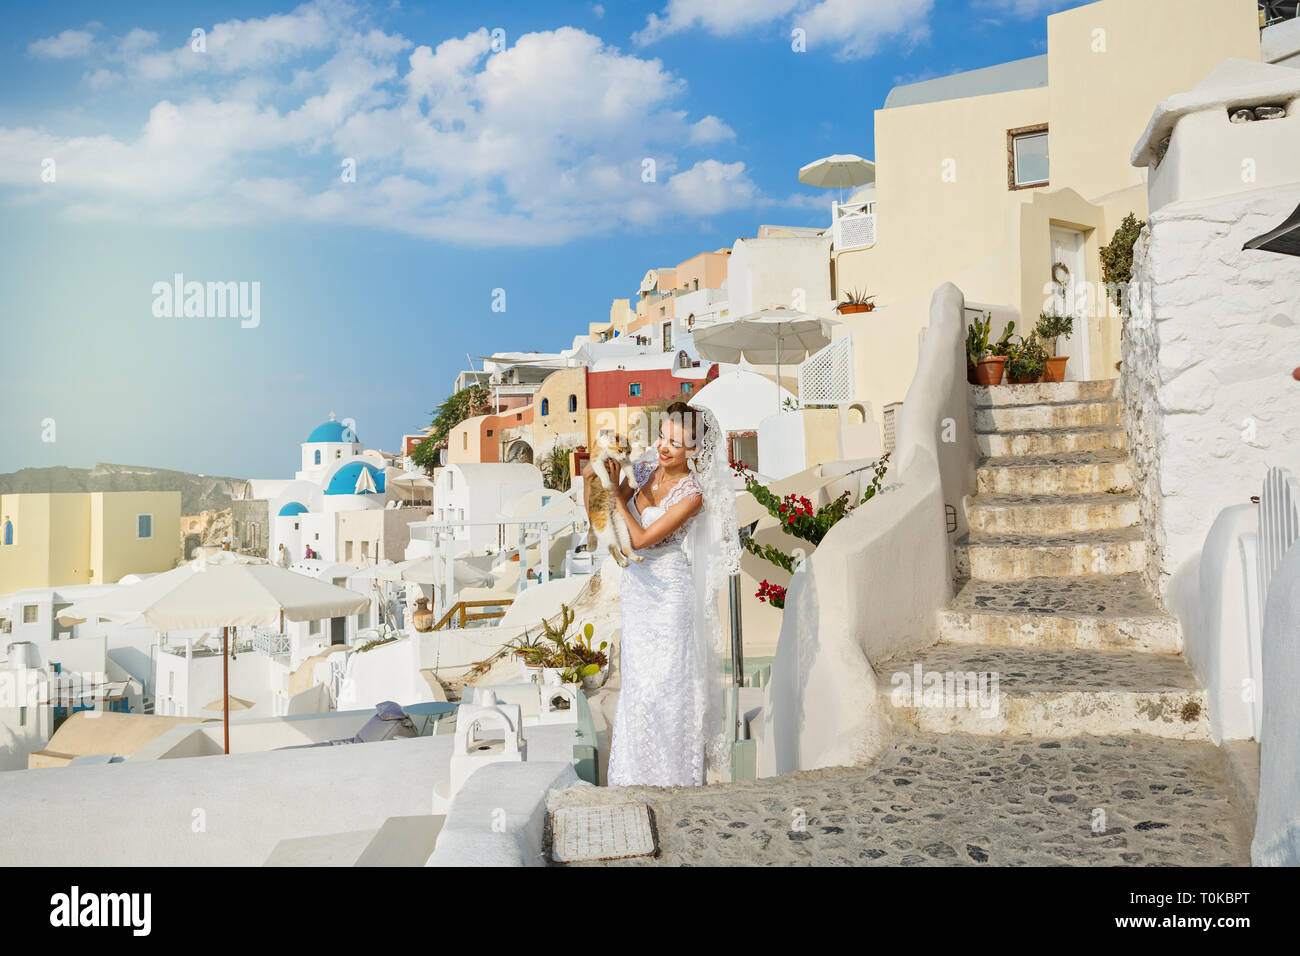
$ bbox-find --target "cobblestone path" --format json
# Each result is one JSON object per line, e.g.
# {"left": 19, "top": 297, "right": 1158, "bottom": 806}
{"left": 545, "top": 732, "right": 1250, "bottom": 866}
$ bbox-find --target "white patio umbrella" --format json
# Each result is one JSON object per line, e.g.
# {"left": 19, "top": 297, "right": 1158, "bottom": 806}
{"left": 60, "top": 564, "right": 369, "bottom": 754}
{"left": 798, "top": 153, "right": 876, "bottom": 205}
{"left": 389, "top": 470, "right": 434, "bottom": 504}
{"left": 691, "top": 308, "right": 834, "bottom": 413}
{"left": 370, "top": 556, "right": 497, "bottom": 588}
{"left": 202, "top": 694, "right": 253, "bottom": 712}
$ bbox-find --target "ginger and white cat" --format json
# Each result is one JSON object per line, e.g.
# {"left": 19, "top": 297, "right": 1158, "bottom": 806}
{"left": 586, "top": 433, "right": 644, "bottom": 568}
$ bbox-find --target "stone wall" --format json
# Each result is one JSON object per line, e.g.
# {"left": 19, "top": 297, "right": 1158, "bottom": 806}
{"left": 232, "top": 499, "right": 269, "bottom": 557}
{"left": 1122, "top": 182, "right": 1300, "bottom": 604}
{"left": 1122, "top": 225, "right": 1163, "bottom": 600}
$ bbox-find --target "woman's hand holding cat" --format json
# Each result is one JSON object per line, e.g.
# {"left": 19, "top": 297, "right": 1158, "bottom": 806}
{"left": 604, "top": 459, "right": 621, "bottom": 486}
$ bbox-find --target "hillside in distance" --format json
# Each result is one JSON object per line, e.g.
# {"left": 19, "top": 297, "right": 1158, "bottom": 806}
{"left": 0, "top": 462, "right": 247, "bottom": 514}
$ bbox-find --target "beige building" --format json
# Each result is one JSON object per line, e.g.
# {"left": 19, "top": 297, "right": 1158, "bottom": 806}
{"left": 832, "top": 0, "right": 1262, "bottom": 428}
{"left": 589, "top": 297, "right": 636, "bottom": 343}
{"left": 336, "top": 507, "right": 433, "bottom": 568}
{"left": 0, "top": 491, "right": 182, "bottom": 592}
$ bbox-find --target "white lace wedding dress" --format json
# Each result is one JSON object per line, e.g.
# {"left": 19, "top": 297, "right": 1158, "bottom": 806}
{"left": 606, "top": 451, "right": 707, "bottom": 787}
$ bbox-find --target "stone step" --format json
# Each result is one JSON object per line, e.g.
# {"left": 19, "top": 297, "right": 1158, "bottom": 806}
{"left": 977, "top": 425, "right": 1126, "bottom": 458}
{"left": 977, "top": 450, "right": 1131, "bottom": 496}
{"left": 971, "top": 379, "right": 1116, "bottom": 408}
{"left": 976, "top": 400, "right": 1120, "bottom": 433}
{"left": 967, "top": 492, "right": 1139, "bottom": 535}
{"left": 956, "top": 528, "right": 1145, "bottom": 580}
{"left": 937, "top": 574, "right": 1181, "bottom": 652}
{"left": 875, "top": 643, "right": 1209, "bottom": 740}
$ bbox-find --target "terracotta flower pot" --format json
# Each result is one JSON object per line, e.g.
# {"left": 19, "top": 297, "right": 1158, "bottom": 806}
{"left": 1043, "top": 356, "right": 1069, "bottom": 383}
{"left": 1008, "top": 371, "right": 1043, "bottom": 385}
{"left": 975, "top": 356, "right": 1006, "bottom": 386}
{"left": 837, "top": 303, "right": 871, "bottom": 315}
{"left": 412, "top": 598, "right": 434, "bottom": 633}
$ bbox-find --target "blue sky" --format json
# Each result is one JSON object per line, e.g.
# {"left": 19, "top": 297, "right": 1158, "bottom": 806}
{"left": 0, "top": 0, "right": 1077, "bottom": 479}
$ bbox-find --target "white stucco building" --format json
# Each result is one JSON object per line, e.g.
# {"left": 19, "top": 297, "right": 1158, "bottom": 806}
{"left": 244, "top": 414, "right": 424, "bottom": 566}
{"left": 423, "top": 463, "right": 544, "bottom": 557}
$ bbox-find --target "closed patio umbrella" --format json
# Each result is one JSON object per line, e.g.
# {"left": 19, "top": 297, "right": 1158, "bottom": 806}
{"left": 692, "top": 308, "right": 834, "bottom": 413}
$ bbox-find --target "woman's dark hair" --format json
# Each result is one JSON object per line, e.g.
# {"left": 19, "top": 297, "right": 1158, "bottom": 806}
{"left": 663, "top": 401, "right": 706, "bottom": 445}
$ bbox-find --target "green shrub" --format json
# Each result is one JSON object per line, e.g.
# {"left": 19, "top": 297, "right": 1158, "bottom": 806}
{"left": 1099, "top": 213, "right": 1146, "bottom": 306}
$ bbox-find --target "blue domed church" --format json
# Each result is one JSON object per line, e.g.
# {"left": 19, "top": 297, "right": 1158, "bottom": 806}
{"left": 242, "top": 413, "right": 397, "bottom": 566}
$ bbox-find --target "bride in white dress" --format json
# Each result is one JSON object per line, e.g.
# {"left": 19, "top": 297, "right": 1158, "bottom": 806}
{"left": 583, "top": 401, "right": 740, "bottom": 787}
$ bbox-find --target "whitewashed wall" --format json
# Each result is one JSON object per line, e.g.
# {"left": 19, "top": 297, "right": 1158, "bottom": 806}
{"left": 757, "top": 283, "right": 975, "bottom": 775}
{"left": 1252, "top": 542, "right": 1300, "bottom": 866}
{"left": 1122, "top": 182, "right": 1300, "bottom": 603}
{"left": 1165, "top": 504, "right": 1259, "bottom": 743}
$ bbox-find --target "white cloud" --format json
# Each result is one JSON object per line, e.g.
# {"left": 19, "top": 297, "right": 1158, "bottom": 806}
{"left": 635, "top": 0, "right": 800, "bottom": 44}
{"left": 4, "top": 4, "right": 758, "bottom": 246}
{"left": 799, "top": 0, "right": 932, "bottom": 60}
{"left": 665, "top": 160, "right": 756, "bottom": 215}
{"left": 29, "top": 29, "right": 96, "bottom": 59}
{"left": 634, "top": 0, "right": 933, "bottom": 60}
{"left": 689, "top": 115, "right": 735, "bottom": 144}
{"left": 973, "top": 0, "right": 1079, "bottom": 17}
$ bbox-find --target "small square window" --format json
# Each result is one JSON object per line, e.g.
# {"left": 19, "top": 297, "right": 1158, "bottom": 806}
{"left": 681, "top": 383, "right": 692, "bottom": 394}
{"left": 309, "top": 619, "right": 321, "bottom": 635}
{"left": 1009, "top": 125, "right": 1049, "bottom": 189}
{"left": 629, "top": 383, "right": 642, "bottom": 397}
{"left": 137, "top": 514, "right": 153, "bottom": 539}
{"left": 23, "top": 605, "right": 38, "bottom": 624}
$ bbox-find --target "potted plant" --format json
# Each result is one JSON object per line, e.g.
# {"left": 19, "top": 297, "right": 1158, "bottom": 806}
{"left": 1006, "top": 335, "right": 1049, "bottom": 384}
{"left": 837, "top": 288, "right": 876, "bottom": 315}
{"left": 522, "top": 604, "right": 608, "bottom": 686}
{"left": 570, "top": 623, "right": 610, "bottom": 689}
{"left": 509, "top": 628, "right": 545, "bottom": 662}
{"left": 1034, "top": 311, "right": 1074, "bottom": 382}
{"left": 968, "top": 314, "right": 1012, "bottom": 386}
{"left": 965, "top": 312, "right": 987, "bottom": 383}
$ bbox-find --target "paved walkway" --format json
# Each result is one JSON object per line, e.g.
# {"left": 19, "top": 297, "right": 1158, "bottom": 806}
{"left": 545, "top": 731, "right": 1251, "bottom": 866}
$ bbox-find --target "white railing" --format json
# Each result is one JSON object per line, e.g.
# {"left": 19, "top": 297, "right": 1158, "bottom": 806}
{"left": 1259, "top": 466, "right": 1300, "bottom": 614}
{"left": 832, "top": 200, "right": 877, "bottom": 251}
{"left": 247, "top": 627, "right": 291, "bottom": 656}
{"left": 798, "top": 333, "right": 855, "bottom": 405}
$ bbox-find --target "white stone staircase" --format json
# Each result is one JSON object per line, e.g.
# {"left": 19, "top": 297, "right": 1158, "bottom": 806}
{"left": 878, "top": 379, "right": 1210, "bottom": 741}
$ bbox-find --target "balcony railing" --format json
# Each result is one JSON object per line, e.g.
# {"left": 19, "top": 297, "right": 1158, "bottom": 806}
{"left": 832, "top": 200, "right": 877, "bottom": 252}
{"left": 247, "top": 627, "right": 291, "bottom": 656}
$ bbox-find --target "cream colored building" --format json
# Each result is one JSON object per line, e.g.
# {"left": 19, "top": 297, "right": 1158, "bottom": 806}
{"left": 0, "top": 492, "right": 181, "bottom": 593}
{"left": 589, "top": 297, "right": 635, "bottom": 343}
{"left": 832, "top": 0, "right": 1262, "bottom": 429}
